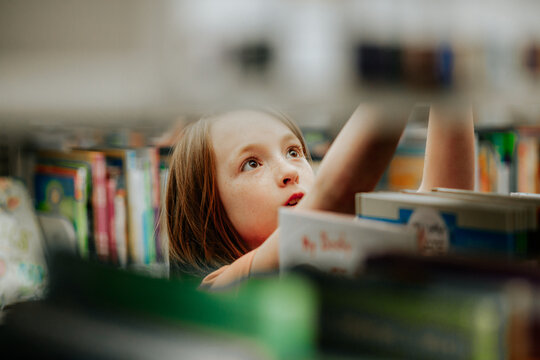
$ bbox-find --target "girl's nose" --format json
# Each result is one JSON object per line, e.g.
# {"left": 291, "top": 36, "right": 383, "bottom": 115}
{"left": 277, "top": 161, "right": 299, "bottom": 187}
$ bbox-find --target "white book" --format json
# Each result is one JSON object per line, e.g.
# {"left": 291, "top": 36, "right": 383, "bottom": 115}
{"left": 279, "top": 207, "right": 417, "bottom": 277}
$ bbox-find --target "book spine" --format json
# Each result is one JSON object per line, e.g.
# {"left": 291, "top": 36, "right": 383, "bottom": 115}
{"left": 126, "top": 151, "right": 144, "bottom": 265}
{"left": 114, "top": 189, "right": 128, "bottom": 267}
{"left": 159, "top": 166, "right": 170, "bottom": 265}
{"left": 90, "top": 153, "right": 109, "bottom": 262}
{"left": 148, "top": 147, "right": 162, "bottom": 262}
{"left": 106, "top": 177, "right": 118, "bottom": 264}
{"left": 142, "top": 150, "right": 156, "bottom": 264}
{"left": 74, "top": 167, "right": 89, "bottom": 259}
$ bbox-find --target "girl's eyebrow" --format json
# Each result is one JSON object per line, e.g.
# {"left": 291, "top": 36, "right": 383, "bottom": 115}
{"left": 234, "top": 144, "right": 260, "bottom": 159}
{"left": 281, "top": 133, "right": 300, "bottom": 145}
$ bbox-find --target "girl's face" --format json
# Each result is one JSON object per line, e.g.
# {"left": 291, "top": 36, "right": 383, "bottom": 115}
{"left": 211, "top": 111, "right": 315, "bottom": 249}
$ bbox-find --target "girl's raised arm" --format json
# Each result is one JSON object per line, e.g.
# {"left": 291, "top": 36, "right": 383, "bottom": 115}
{"left": 418, "top": 103, "right": 475, "bottom": 192}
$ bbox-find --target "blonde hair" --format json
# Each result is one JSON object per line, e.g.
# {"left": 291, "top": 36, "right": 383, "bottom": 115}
{"left": 165, "top": 109, "right": 311, "bottom": 277}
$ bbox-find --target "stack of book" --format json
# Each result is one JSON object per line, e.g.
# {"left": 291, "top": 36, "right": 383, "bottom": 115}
{"left": 34, "top": 146, "right": 171, "bottom": 270}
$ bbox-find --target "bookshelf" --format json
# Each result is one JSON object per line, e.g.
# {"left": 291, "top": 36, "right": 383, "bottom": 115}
{"left": 2, "top": 1, "right": 540, "bottom": 359}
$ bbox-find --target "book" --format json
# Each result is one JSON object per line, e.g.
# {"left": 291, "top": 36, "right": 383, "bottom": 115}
{"left": 377, "top": 124, "right": 426, "bottom": 191}
{"left": 147, "top": 146, "right": 162, "bottom": 262}
{"left": 429, "top": 187, "right": 540, "bottom": 257}
{"left": 99, "top": 148, "right": 155, "bottom": 265}
{"left": 515, "top": 125, "right": 540, "bottom": 194}
{"left": 0, "top": 177, "right": 48, "bottom": 308}
{"left": 37, "top": 212, "right": 78, "bottom": 255}
{"left": 34, "top": 163, "right": 89, "bottom": 259}
{"left": 158, "top": 146, "right": 172, "bottom": 266}
{"left": 37, "top": 149, "right": 109, "bottom": 262}
{"left": 476, "top": 129, "right": 517, "bottom": 194}
{"left": 0, "top": 300, "right": 270, "bottom": 360}
{"left": 114, "top": 189, "right": 128, "bottom": 268}
{"left": 41, "top": 252, "right": 317, "bottom": 360}
{"left": 356, "top": 191, "right": 529, "bottom": 259}
{"left": 292, "top": 264, "right": 532, "bottom": 360}
{"left": 278, "top": 207, "right": 417, "bottom": 277}
{"left": 106, "top": 176, "right": 118, "bottom": 264}
{"left": 363, "top": 252, "right": 540, "bottom": 359}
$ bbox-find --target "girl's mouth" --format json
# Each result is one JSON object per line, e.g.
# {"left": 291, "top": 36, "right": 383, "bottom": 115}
{"left": 284, "top": 193, "right": 304, "bottom": 206}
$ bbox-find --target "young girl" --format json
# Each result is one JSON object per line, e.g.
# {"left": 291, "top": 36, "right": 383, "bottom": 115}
{"left": 165, "top": 102, "right": 475, "bottom": 290}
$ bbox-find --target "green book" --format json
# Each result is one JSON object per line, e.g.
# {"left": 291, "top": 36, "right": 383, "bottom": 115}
{"left": 294, "top": 266, "right": 523, "bottom": 360}
{"left": 47, "top": 253, "right": 318, "bottom": 359}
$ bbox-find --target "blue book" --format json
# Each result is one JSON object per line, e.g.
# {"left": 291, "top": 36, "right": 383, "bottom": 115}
{"left": 356, "top": 191, "right": 530, "bottom": 259}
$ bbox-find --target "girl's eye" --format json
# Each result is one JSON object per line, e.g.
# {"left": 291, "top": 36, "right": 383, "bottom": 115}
{"left": 287, "top": 147, "right": 302, "bottom": 159}
{"left": 241, "top": 159, "right": 260, "bottom": 172}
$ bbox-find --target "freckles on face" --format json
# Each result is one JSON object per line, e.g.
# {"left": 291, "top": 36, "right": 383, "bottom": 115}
{"left": 211, "top": 111, "right": 315, "bottom": 249}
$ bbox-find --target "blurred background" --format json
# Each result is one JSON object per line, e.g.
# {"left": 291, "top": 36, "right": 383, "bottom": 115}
{"left": 2, "top": 0, "right": 540, "bottom": 135}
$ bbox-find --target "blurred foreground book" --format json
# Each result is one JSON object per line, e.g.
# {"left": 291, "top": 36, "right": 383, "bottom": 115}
{"left": 292, "top": 251, "right": 540, "bottom": 360}
{"left": 0, "top": 252, "right": 317, "bottom": 360}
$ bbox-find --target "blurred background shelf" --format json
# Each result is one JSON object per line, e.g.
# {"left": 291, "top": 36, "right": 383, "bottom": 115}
{"left": 2, "top": 0, "right": 540, "bottom": 138}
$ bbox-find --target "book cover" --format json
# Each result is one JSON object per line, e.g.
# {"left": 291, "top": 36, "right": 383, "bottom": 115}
{"left": 37, "top": 150, "right": 109, "bottom": 262}
{"left": 279, "top": 207, "right": 417, "bottom": 277}
{"left": 356, "top": 191, "right": 526, "bottom": 258}
{"left": 34, "top": 163, "right": 89, "bottom": 259}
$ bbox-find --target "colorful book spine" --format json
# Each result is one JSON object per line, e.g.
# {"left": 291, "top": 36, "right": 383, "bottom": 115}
{"left": 125, "top": 149, "right": 146, "bottom": 265}
{"left": 86, "top": 151, "right": 110, "bottom": 262}
{"left": 114, "top": 189, "right": 128, "bottom": 267}
{"left": 148, "top": 147, "right": 162, "bottom": 262}
{"left": 106, "top": 177, "right": 118, "bottom": 264}
{"left": 101, "top": 148, "right": 146, "bottom": 265}
{"left": 139, "top": 149, "right": 156, "bottom": 264}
